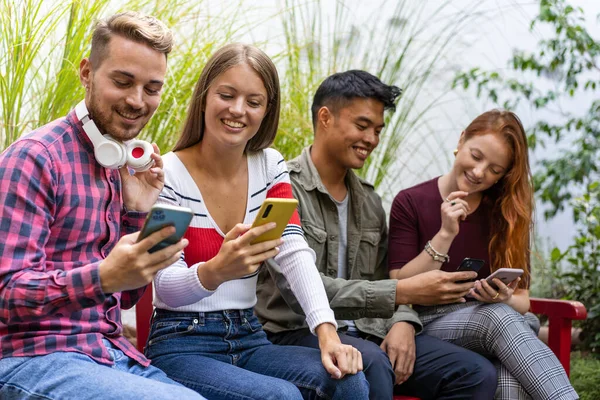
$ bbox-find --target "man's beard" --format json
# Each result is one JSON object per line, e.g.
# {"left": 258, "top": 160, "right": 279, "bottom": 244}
{"left": 87, "top": 86, "right": 148, "bottom": 142}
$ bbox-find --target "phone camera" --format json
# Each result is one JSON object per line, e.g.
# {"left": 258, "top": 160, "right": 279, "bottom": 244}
{"left": 262, "top": 204, "right": 272, "bottom": 219}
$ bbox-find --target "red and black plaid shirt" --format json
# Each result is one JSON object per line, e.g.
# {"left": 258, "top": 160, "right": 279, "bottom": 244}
{"left": 0, "top": 109, "right": 150, "bottom": 366}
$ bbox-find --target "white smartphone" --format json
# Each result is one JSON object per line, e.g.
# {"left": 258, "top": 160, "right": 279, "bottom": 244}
{"left": 138, "top": 204, "right": 194, "bottom": 253}
{"left": 486, "top": 268, "right": 524, "bottom": 290}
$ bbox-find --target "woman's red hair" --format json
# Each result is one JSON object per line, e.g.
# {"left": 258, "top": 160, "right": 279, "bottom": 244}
{"left": 463, "top": 110, "right": 534, "bottom": 288}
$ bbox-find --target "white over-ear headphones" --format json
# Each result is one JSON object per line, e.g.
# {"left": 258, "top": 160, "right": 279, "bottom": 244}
{"left": 75, "top": 100, "right": 154, "bottom": 172}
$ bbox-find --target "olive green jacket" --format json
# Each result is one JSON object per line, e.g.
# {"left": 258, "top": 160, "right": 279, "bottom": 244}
{"left": 255, "top": 147, "right": 422, "bottom": 339}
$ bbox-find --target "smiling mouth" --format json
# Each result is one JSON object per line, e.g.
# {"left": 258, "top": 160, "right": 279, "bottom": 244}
{"left": 464, "top": 172, "right": 481, "bottom": 185}
{"left": 116, "top": 109, "right": 143, "bottom": 121}
{"left": 222, "top": 119, "right": 246, "bottom": 129}
{"left": 353, "top": 146, "right": 369, "bottom": 157}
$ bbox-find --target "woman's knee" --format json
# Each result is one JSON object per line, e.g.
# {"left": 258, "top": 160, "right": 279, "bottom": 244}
{"left": 480, "top": 303, "right": 527, "bottom": 331}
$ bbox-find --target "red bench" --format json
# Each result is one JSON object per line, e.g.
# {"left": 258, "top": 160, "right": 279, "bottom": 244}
{"left": 134, "top": 286, "right": 587, "bottom": 400}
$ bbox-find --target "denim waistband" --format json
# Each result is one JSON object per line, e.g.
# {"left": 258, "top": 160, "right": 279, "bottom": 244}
{"left": 153, "top": 308, "right": 255, "bottom": 321}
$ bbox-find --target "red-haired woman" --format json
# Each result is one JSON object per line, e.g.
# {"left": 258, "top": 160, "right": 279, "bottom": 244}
{"left": 389, "top": 110, "right": 577, "bottom": 399}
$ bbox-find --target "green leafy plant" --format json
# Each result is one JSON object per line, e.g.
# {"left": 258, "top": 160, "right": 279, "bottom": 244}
{"left": 0, "top": 0, "right": 241, "bottom": 151}
{"left": 570, "top": 351, "right": 600, "bottom": 400}
{"left": 1, "top": 0, "right": 478, "bottom": 201}
{"left": 550, "top": 182, "right": 600, "bottom": 354}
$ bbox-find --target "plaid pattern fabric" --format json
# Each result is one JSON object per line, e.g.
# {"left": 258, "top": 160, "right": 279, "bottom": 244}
{"left": 0, "top": 110, "right": 149, "bottom": 366}
{"left": 418, "top": 302, "right": 578, "bottom": 400}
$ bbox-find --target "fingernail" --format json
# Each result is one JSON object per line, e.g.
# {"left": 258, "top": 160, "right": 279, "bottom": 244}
{"left": 268, "top": 222, "right": 277, "bottom": 228}
{"left": 182, "top": 239, "right": 189, "bottom": 247}
{"left": 274, "top": 247, "right": 280, "bottom": 252}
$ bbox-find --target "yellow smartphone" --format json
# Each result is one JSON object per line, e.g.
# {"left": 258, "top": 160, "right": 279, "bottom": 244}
{"left": 250, "top": 198, "right": 299, "bottom": 244}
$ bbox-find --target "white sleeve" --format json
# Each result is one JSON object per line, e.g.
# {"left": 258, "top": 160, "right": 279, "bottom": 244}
{"left": 265, "top": 149, "right": 336, "bottom": 333}
{"left": 152, "top": 163, "right": 215, "bottom": 308}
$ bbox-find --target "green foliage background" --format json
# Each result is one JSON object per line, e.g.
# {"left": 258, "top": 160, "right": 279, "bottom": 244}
{"left": 0, "top": 0, "right": 475, "bottom": 201}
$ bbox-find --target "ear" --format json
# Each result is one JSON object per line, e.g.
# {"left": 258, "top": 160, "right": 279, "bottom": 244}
{"left": 317, "top": 106, "right": 333, "bottom": 130}
{"left": 79, "top": 58, "right": 92, "bottom": 90}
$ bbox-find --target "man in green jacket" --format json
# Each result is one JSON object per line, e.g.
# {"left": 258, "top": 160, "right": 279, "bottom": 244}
{"left": 255, "top": 70, "right": 497, "bottom": 399}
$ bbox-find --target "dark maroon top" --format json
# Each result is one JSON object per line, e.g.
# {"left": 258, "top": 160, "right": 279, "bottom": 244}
{"left": 388, "top": 177, "right": 492, "bottom": 280}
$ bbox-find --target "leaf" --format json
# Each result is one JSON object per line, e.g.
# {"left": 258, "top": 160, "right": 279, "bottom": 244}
{"left": 551, "top": 247, "right": 562, "bottom": 261}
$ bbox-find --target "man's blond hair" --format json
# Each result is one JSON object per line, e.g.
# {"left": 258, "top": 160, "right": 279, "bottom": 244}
{"left": 89, "top": 11, "right": 173, "bottom": 68}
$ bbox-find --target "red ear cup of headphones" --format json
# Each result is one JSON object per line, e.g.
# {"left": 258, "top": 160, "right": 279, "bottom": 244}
{"left": 125, "top": 140, "right": 154, "bottom": 172}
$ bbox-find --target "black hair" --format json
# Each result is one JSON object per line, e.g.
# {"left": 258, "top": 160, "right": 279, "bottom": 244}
{"left": 311, "top": 70, "right": 402, "bottom": 130}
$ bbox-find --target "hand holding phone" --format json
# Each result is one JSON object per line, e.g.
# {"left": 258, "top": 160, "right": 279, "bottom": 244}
{"left": 485, "top": 268, "right": 523, "bottom": 290}
{"left": 250, "top": 198, "right": 298, "bottom": 244}
{"left": 455, "top": 258, "right": 485, "bottom": 283}
{"left": 138, "top": 204, "right": 194, "bottom": 253}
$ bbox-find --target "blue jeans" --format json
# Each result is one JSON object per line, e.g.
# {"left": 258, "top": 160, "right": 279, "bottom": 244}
{"left": 269, "top": 329, "right": 498, "bottom": 400}
{"left": 0, "top": 339, "right": 204, "bottom": 400}
{"left": 145, "top": 309, "right": 370, "bottom": 400}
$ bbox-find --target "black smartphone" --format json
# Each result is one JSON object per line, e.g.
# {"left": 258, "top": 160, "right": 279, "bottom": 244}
{"left": 455, "top": 258, "right": 485, "bottom": 283}
{"left": 138, "top": 204, "right": 194, "bottom": 253}
{"left": 456, "top": 258, "right": 485, "bottom": 273}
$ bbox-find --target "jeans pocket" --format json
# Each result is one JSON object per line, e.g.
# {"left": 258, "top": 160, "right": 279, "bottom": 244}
{"left": 148, "top": 319, "right": 195, "bottom": 345}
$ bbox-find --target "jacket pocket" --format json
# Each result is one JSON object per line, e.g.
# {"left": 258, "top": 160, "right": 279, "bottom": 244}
{"left": 303, "top": 224, "right": 327, "bottom": 267}
{"left": 356, "top": 229, "right": 381, "bottom": 278}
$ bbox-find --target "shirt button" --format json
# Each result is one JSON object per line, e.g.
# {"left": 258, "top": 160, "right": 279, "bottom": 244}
{"left": 107, "top": 214, "right": 113, "bottom": 221}
{"left": 327, "top": 268, "right": 335, "bottom": 275}
{"left": 109, "top": 176, "right": 115, "bottom": 182}
{"left": 329, "top": 235, "right": 336, "bottom": 241}
{"left": 123, "top": 220, "right": 129, "bottom": 227}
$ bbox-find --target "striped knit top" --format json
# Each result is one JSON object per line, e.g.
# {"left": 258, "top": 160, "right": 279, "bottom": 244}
{"left": 152, "top": 149, "right": 336, "bottom": 332}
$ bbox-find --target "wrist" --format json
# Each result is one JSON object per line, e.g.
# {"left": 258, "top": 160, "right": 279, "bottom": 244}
{"left": 197, "top": 260, "right": 221, "bottom": 290}
{"left": 98, "top": 260, "right": 117, "bottom": 294}
{"left": 395, "top": 279, "right": 409, "bottom": 305}
{"left": 393, "top": 321, "right": 416, "bottom": 333}
{"left": 436, "top": 229, "right": 455, "bottom": 241}
{"left": 315, "top": 323, "right": 339, "bottom": 346}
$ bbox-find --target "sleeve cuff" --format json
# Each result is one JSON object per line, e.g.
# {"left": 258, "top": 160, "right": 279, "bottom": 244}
{"left": 190, "top": 262, "right": 217, "bottom": 297}
{"left": 365, "top": 279, "right": 398, "bottom": 316}
{"left": 305, "top": 308, "right": 337, "bottom": 335}
{"left": 384, "top": 305, "right": 423, "bottom": 335}
{"left": 71, "top": 262, "right": 107, "bottom": 307}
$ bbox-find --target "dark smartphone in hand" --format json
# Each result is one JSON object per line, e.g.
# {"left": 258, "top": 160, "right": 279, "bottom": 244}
{"left": 456, "top": 258, "right": 485, "bottom": 283}
{"left": 138, "top": 204, "right": 194, "bottom": 253}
